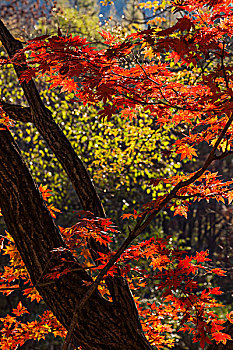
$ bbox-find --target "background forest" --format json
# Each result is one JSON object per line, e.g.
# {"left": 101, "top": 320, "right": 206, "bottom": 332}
{"left": 0, "top": 0, "right": 233, "bottom": 349}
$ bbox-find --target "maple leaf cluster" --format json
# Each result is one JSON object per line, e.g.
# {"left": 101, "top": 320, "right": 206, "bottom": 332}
{"left": 5, "top": 0, "right": 233, "bottom": 213}
{"left": 0, "top": 216, "right": 231, "bottom": 349}
{"left": 0, "top": 104, "right": 14, "bottom": 130}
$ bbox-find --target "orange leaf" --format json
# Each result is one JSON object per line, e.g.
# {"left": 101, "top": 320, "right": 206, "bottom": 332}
{"left": 212, "top": 332, "right": 231, "bottom": 345}
{"left": 12, "top": 301, "right": 29, "bottom": 316}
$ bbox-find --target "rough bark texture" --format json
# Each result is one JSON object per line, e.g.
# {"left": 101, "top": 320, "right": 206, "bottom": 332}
{"left": 0, "top": 15, "right": 142, "bottom": 315}
{"left": 0, "top": 100, "right": 32, "bottom": 123}
{"left": 0, "top": 128, "right": 152, "bottom": 350}
{"left": 0, "top": 20, "right": 105, "bottom": 219}
{"left": 0, "top": 19, "right": 153, "bottom": 349}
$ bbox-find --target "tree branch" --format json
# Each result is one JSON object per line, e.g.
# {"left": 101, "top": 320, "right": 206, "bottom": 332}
{"left": 0, "top": 18, "right": 105, "bottom": 220}
{"left": 0, "top": 126, "right": 152, "bottom": 350}
{"left": 0, "top": 99, "right": 32, "bottom": 123}
{"left": 0, "top": 18, "right": 111, "bottom": 268}
{"left": 0, "top": 19, "right": 147, "bottom": 349}
{"left": 72, "top": 110, "right": 233, "bottom": 316}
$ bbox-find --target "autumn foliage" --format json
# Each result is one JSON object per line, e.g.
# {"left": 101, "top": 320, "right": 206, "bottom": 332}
{"left": 1, "top": 0, "right": 233, "bottom": 349}
{"left": 0, "top": 200, "right": 231, "bottom": 349}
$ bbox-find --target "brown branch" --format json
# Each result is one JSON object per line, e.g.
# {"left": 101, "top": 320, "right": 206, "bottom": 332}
{"left": 62, "top": 231, "right": 135, "bottom": 350}
{"left": 214, "top": 150, "right": 233, "bottom": 160}
{"left": 0, "top": 19, "right": 147, "bottom": 349}
{"left": 131, "top": 111, "right": 233, "bottom": 238}
{"left": 0, "top": 19, "right": 110, "bottom": 267}
{"left": 70, "top": 111, "right": 233, "bottom": 319}
{"left": 220, "top": 42, "right": 229, "bottom": 89}
{"left": 0, "top": 19, "right": 105, "bottom": 220}
{"left": 0, "top": 265, "right": 98, "bottom": 293}
{"left": 175, "top": 187, "right": 233, "bottom": 200}
{"left": 0, "top": 99, "right": 32, "bottom": 123}
{"left": 0, "top": 126, "right": 152, "bottom": 350}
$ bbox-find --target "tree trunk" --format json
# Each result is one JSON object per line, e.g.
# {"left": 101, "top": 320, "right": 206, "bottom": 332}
{"left": 0, "top": 128, "right": 152, "bottom": 350}
{"left": 0, "top": 18, "right": 152, "bottom": 350}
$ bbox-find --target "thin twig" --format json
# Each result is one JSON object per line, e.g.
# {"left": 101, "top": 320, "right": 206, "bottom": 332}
{"left": 0, "top": 265, "right": 97, "bottom": 293}
{"left": 62, "top": 112, "right": 233, "bottom": 349}
{"left": 220, "top": 42, "right": 229, "bottom": 89}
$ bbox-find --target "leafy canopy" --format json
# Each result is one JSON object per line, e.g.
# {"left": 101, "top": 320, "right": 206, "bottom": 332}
{"left": 1, "top": 0, "right": 233, "bottom": 349}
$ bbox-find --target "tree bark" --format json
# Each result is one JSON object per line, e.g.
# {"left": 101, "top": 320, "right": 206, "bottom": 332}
{"left": 0, "top": 128, "right": 152, "bottom": 350}
{"left": 0, "top": 19, "right": 153, "bottom": 349}
{"left": 0, "top": 15, "right": 143, "bottom": 319}
{"left": 0, "top": 19, "right": 105, "bottom": 220}
{"left": 0, "top": 99, "right": 32, "bottom": 123}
